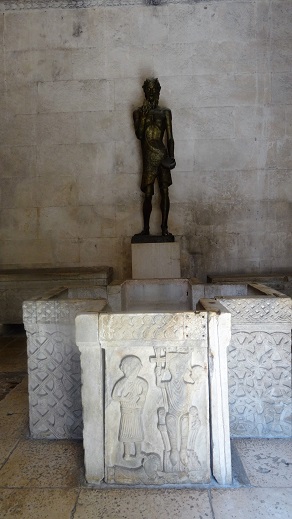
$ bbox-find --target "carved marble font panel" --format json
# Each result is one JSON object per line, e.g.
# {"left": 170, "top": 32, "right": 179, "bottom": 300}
{"left": 228, "top": 330, "right": 291, "bottom": 437}
{"left": 27, "top": 326, "right": 83, "bottom": 439}
{"left": 105, "top": 344, "right": 209, "bottom": 485}
{"left": 220, "top": 296, "right": 292, "bottom": 438}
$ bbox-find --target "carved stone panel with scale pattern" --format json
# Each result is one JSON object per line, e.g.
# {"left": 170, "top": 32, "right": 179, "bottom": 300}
{"left": 24, "top": 298, "right": 107, "bottom": 439}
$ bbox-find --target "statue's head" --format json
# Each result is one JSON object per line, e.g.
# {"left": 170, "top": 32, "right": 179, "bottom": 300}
{"left": 142, "top": 78, "right": 161, "bottom": 108}
{"left": 120, "top": 355, "right": 142, "bottom": 377}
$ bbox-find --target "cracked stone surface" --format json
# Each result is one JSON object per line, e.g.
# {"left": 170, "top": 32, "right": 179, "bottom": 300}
{"left": 233, "top": 438, "right": 292, "bottom": 487}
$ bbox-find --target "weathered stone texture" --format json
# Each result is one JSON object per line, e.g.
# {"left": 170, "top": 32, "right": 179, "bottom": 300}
{"left": 219, "top": 296, "right": 292, "bottom": 438}
{"left": 24, "top": 296, "right": 107, "bottom": 439}
{"left": 0, "top": 1, "right": 291, "bottom": 278}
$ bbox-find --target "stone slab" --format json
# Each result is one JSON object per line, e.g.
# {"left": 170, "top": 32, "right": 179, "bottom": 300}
{"left": 24, "top": 293, "right": 107, "bottom": 440}
{"left": 233, "top": 438, "right": 292, "bottom": 487}
{"left": 75, "top": 313, "right": 103, "bottom": 485}
{"left": 211, "top": 488, "right": 292, "bottom": 519}
{"left": 200, "top": 299, "right": 232, "bottom": 485}
{"left": 74, "top": 489, "right": 213, "bottom": 519}
{"left": 121, "top": 279, "right": 192, "bottom": 312}
{"left": 208, "top": 274, "right": 292, "bottom": 298}
{"left": 131, "top": 242, "right": 181, "bottom": 279}
{"left": 101, "top": 312, "right": 210, "bottom": 486}
{"left": 218, "top": 296, "right": 292, "bottom": 438}
{"left": 76, "top": 311, "right": 219, "bottom": 486}
{"left": 0, "top": 267, "right": 113, "bottom": 324}
{"left": 131, "top": 234, "right": 175, "bottom": 243}
{"left": 107, "top": 278, "right": 203, "bottom": 313}
{"left": 0, "top": 489, "right": 79, "bottom": 519}
{"left": 0, "top": 439, "right": 83, "bottom": 488}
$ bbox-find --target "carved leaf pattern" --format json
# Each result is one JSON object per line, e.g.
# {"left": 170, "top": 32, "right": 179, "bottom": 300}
{"left": 228, "top": 331, "right": 291, "bottom": 437}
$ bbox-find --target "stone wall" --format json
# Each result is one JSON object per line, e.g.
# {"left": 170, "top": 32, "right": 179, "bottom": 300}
{"left": 0, "top": 0, "right": 291, "bottom": 279}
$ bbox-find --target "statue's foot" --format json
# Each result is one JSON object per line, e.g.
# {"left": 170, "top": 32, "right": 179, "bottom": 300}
{"left": 138, "top": 229, "right": 150, "bottom": 236}
{"left": 180, "top": 448, "right": 188, "bottom": 467}
{"left": 170, "top": 449, "right": 179, "bottom": 466}
{"left": 123, "top": 454, "right": 132, "bottom": 461}
{"left": 161, "top": 228, "right": 173, "bottom": 237}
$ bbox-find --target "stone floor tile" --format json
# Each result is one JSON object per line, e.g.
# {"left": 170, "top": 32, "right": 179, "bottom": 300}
{"left": 211, "top": 488, "right": 292, "bottom": 519}
{"left": 0, "top": 412, "right": 28, "bottom": 466}
{"left": 0, "top": 438, "right": 20, "bottom": 468}
{"left": 0, "top": 357, "right": 27, "bottom": 373}
{"left": 234, "top": 439, "right": 292, "bottom": 487}
{"left": 12, "top": 376, "right": 28, "bottom": 390}
{"left": 0, "top": 489, "right": 79, "bottom": 519}
{"left": 0, "top": 410, "right": 28, "bottom": 439}
{"left": 0, "top": 378, "right": 29, "bottom": 414}
{"left": 0, "top": 360, "right": 27, "bottom": 372}
{"left": 0, "top": 439, "right": 84, "bottom": 488}
{"left": 0, "top": 343, "right": 28, "bottom": 372}
{"left": 74, "top": 488, "right": 213, "bottom": 519}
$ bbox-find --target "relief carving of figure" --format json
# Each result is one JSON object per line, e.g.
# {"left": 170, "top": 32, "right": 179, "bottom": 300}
{"left": 112, "top": 355, "right": 148, "bottom": 461}
{"left": 108, "top": 453, "right": 164, "bottom": 485}
{"left": 153, "top": 351, "right": 201, "bottom": 472}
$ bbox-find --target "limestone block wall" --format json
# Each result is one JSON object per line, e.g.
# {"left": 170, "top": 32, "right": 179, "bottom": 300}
{"left": 0, "top": 0, "right": 291, "bottom": 279}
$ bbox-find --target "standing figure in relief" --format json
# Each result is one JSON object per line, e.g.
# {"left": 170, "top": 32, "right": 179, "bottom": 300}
{"left": 155, "top": 352, "right": 196, "bottom": 468}
{"left": 112, "top": 355, "right": 148, "bottom": 461}
{"left": 133, "top": 78, "right": 176, "bottom": 237}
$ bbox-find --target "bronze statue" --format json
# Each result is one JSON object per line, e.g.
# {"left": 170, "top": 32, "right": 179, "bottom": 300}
{"left": 133, "top": 78, "right": 176, "bottom": 238}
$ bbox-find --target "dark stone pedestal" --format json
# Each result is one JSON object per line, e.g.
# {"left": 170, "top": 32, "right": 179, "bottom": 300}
{"left": 131, "top": 234, "right": 175, "bottom": 244}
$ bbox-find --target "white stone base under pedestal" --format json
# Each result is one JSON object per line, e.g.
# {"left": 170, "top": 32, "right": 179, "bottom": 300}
{"left": 131, "top": 242, "right": 180, "bottom": 279}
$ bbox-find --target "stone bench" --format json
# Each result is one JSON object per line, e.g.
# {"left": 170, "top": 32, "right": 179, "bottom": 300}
{"left": 0, "top": 266, "right": 113, "bottom": 323}
{"left": 207, "top": 273, "right": 292, "bottom": 298}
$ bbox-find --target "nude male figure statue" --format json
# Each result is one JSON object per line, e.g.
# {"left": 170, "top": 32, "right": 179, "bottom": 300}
{"left": 133, "top": 78, "right": 176, "bottom": 237}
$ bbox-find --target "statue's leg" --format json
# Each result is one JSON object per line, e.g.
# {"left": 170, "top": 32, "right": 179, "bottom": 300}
{"left": 166, "top": 412, "right": 179, "bottom": 466}
{"left": 180, "top": 414, "right": 189, "bottom": 466}
{"left": 160, "top": 187, "right": 170, "bottom": 236}
{"left": 123, "top": 442, "right": 131, "bottom": 460}
{"left": 140, "top": 185, "right": 153, "bottom": 235}
{"left": 142, "top": 195, "right": 152, "bottom": 234}
{"left": 135, "top": 441, "right": 142, "bottom": 458}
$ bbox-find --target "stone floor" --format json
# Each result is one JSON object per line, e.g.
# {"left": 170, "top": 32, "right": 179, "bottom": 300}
{"left": 0, "top": 325, "right": 291, "bottom": 519}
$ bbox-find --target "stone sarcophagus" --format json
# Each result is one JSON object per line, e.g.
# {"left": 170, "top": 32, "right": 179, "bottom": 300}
{"left": 76, "top": 303, "right": 232, "bottom": 487}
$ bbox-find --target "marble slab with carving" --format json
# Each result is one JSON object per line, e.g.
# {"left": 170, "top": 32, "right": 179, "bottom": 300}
{"left": 102, "top": 314, "right": 209, "bottom": 485}
{"left": 23, "top": 288, "right": 107, "bottom": 439}
{"left": 0, "top": 266, "right": 112, "bottom": 323}
{"left": 218, "top": 294, "right": 292, "bottom": 438}
{"left": 76, "top": 305, "right": 232, "bottom": 487}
